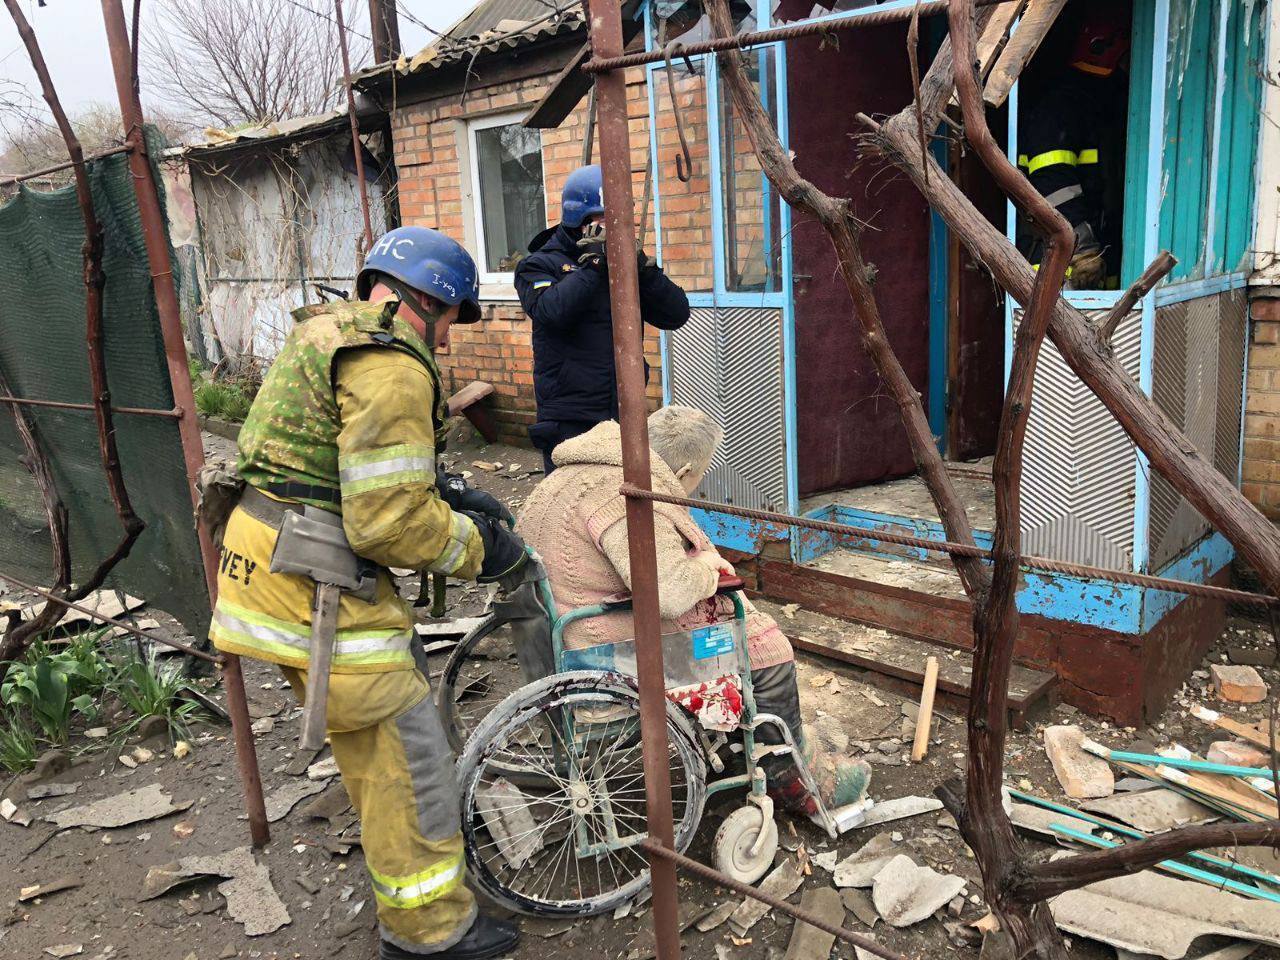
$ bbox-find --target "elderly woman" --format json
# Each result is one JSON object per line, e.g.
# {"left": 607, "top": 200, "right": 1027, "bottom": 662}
{"left": 517, "top": 405, "right": 870, "bottom": 819}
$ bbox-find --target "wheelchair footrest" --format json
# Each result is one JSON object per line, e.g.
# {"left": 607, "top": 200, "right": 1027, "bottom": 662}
{"left": 819, "top": 798, "right": 875, "bottom": 835}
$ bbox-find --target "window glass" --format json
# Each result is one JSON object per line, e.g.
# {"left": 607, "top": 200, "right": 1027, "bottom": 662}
{"left": 770, "top": 0, "right": 879, "bottom": 25}
{"left": 654, "top": 57, "right": 714, "bottom": 293}
{"left": 649, "top": 0, "right": 758, "bottom": 47}
{"left": 473, "top": 122, "right": 544, "bottom": 275}
{"left": 718, "top": 47, "right": 781, "bottom": 293}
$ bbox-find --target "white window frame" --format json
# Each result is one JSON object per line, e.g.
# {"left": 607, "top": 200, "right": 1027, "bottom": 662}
{"left": 466, "top": 111, "right": 547, "bottom": 288}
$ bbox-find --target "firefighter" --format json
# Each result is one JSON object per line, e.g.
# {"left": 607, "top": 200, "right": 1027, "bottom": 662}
{"left": 515, "top": 164, "right": 690, "bottom": 474}
{"left": 1017, "top": 2, "right": 1131, "bottom": 289}
{"left": 209, "top": 226, "right": 524, "bottom": 960}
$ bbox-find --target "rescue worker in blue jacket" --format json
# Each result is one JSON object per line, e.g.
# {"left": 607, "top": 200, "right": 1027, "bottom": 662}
{"left": 514, "top": 164, "right": 691, "bottom": 473}
{"left": 1017, "top": 2, "right": 1130, "bottom": 289}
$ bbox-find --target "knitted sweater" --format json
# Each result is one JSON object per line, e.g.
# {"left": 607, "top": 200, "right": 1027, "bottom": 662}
{"left": 516, "top": 421, "right": 793, "bottom": 669}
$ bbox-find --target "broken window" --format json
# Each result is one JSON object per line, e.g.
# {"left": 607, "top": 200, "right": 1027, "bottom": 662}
{"left": 468, "top": 114, "right": 545, "bottom": 281}
{"left": 718, "top": 47, "right": 782, "bottom": 293}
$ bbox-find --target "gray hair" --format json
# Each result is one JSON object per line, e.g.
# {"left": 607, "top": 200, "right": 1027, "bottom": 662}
{"left": 647, "top": 405, "right": 722, "bottom": 482}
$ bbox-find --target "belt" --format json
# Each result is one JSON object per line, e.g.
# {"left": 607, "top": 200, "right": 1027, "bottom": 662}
{"left": 240, "top": 484, "right": 342, "bottom": 529}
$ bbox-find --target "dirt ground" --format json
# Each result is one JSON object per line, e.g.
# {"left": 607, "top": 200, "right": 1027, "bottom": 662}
{"left": 3, "top": 432, "right": 1279, "bottom": 960}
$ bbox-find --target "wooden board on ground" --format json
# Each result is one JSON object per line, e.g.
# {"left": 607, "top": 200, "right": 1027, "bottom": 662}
{"left": 763, "top": 601, "right": 1056, "bottom": 728}
{"left": 983, "top": 0, "right": 1071, "bottom": 107}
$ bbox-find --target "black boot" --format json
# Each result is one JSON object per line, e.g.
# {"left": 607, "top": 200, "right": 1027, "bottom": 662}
{"left": 380, "top": 913, "right": 520, "bottom": 960}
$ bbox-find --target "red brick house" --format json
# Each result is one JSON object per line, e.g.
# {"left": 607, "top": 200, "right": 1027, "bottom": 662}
{"left": 354, "top": 2, "right": 661, "bottom": 446}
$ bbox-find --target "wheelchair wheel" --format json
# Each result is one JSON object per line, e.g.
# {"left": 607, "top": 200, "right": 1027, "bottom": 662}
{"left": 438, "top": 613, "right": 526, "bottom": 755}
{"left": 458, "top": 670, "right": 707, "bottom": 916}
{"left": 713, "top": 805, "right": 778, "bottom": 885}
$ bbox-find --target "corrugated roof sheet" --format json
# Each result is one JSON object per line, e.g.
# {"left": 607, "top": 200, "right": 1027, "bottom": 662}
{"left": 354, "top": 1, "right": 583, "bottom": 83}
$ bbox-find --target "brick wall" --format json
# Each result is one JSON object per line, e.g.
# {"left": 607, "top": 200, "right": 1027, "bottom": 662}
{"left": 391, "top": 65, "right": 676, "bottom": 446}
{"left": 1244, "top": 296, "right": 1280, "bottom": 517}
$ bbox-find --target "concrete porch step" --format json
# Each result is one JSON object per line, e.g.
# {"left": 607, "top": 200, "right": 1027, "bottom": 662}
{"left": 755, "top": 599, "right": 1057, "bottom": 729}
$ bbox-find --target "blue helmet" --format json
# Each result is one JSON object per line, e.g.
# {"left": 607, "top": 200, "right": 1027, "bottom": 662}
{"left": 357, "top": 226, "right": 481, "bottom": 324}
{"left": 561, "top": 164, "right": 605, "bottom": 228}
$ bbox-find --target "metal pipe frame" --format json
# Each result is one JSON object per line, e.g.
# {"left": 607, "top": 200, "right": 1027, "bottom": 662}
{"left": 100, "top": 0, "right": 269, "bottom": 847}
{"left": 583, "top": 0, "right": 1015, "bottom": 74}
{"left": 336, "top": 0, "right": 374, "bottom": 250}
{"left": 587, "top": 3, "right": 682, "bottom": 959}
{"left": 0, "top": 143, "right": 132, "bottom": 185}
{"left": 0, "top": 396, "right": 182, "bottom": 417}
{"left": 619, "top": 484, "right": 1279, "bottom": 608}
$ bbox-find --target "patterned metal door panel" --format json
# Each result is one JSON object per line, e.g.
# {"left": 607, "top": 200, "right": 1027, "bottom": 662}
{"left": 1019, "top": 308, "right": 1142, "bottom": 570}
{"left": 667, "top": 307, "right": 786, "bottom": 512}
{"left": 1148, "top": 290, "right": 1247, "bottom": 570}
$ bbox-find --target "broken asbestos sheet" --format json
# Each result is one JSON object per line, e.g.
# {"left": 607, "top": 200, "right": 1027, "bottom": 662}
{"left": 871, "top": 854, "right": 966, "bottom": 927}
{"left": 45, "top": 783, "right": 191, "bottom": 830}
{"left": 141, "top": 847, "right": 290, "bottom": 935}
{"left": 1080, "top": 787, "right": 1217, "bottom": 833}
{"left": 1051, "top": 869, "right": 1280, "bottom": 958}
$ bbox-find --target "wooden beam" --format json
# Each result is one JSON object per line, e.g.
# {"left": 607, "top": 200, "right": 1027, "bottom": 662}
{"left": 983, "top": 0, "right": 1070, "bottom": 107}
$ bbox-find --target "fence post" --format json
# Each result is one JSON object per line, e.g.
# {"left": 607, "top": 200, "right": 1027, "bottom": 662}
{"left": 99, "top": 0, "right": 269, "bottom": 848}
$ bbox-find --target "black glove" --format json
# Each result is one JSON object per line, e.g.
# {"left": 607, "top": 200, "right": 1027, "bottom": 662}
{"left": 463, "top": 511, "right": 528, "bottom": 583}
{"left": 576, "top": 221, "right": 608, "bottom": 273}
{"left": 437, "top": 466, "right": 515, "bottom": 526}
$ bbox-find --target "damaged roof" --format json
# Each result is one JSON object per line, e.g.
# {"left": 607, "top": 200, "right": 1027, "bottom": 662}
{"left": 181, "top": 101, "right": 384, "bottom": 157}
{"left": 353, "top": 0, "right": 584, "bottom": 84}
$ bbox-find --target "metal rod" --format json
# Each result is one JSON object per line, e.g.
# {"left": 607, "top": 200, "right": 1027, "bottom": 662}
{"left": 583, "top": 0, "right": 1016, "bottom": 73}
{"left": 641, "top": 838, "right": 908, "bottom": 960}
{"left": 1085, "top": 742, "right": 1277, "bottom": 781}
{"left": 0, "top": 569, "right": 222, "bottom": 663}
{"left": 100, "top": 0, "right": 269, "bottom": 848}
{"left": 336, "top": 0, "right": 374, "bottom": 250}
{"left": 0, "top": 144, "right": 131, "bottom": 185}
{"left": 0, "top": 396, "right": 182, "bottom": 417}
{"left": 618, "top": 484, "right": 1280, "bottom": 607}
{"left": 588, "top": 3, "right": 681, "bottom": 959}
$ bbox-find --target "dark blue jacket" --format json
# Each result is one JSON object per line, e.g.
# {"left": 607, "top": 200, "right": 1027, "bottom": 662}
{"left": 514, "top": 224, "right": 690, "bottom": 423}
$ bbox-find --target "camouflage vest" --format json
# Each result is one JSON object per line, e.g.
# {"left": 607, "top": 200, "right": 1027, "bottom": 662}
{"left": 237, "top": 299, "right": 447, "bottom": 511}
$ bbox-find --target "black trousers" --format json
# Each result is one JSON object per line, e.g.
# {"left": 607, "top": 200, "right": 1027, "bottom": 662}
{"left": 528, "top": 419, "right": 600, "bottom": 475}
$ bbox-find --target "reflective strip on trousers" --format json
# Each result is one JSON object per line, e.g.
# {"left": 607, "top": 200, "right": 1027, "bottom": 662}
{"left": 368, "top": 856, "right": 465, "bottom": 910}
{"left": 1017, "top": 148, "right": 1100, "bottom": 176}
{"left": 427, "top": 511, "right": 476, "bottom": 576}
{"left": 1043, "top": 184, "right": 1084, "bottom": 208}
{"left": 339, "top": 443, "right": 436, "bottom": 496}
{"left": 211, "top": 599, "right": 414, "bottom": 667}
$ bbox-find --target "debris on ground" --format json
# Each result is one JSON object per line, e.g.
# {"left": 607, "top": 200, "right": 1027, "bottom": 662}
{"left": 782, "top": 887, "right": 843, "bottom": 960}
{"left": 306, "top": 755, "right": 340, "bottom": 780}
{"left": 728, "top": 857, "right": 806, "bottom": 937}
{"left": 1050, "top": 870, "right": 1280, "bottom": 957}
{"left": 18, "top": 877, "right": 82, "bottom": 901}
{"left": 475, "top": 778, "right": 543, "bottom": 868}
{"left": 858, "top": 795, "right": 944, "bottom": 828}
{"left": 1209, "top": 664, "right": 1268, "bottom": 703}
{"left": 1, "top": 796, "right": 31, "bottom": 826}
{"left": 834, "top": 833, "right": 899, "bottom": 888}
{"left": 871, "top": 854, "right": 967, "bottom": 927}
{"left": 1079, "top": 786, "right": 1216, "bottom": 832}
{"left": 1206, "top": 740, "right": 1269, "bottom": 768}
{"left": 140, "top": 847, "right": 290, "bottom": 936}
{"left": 256, "top": 777, "right": 329, "bottom": 823}
{"left": 45, "top": 783, "right": 191, "bottom": 830}
{"left": 1043, "top": 725, "right": 1114, "bottom": 799}
{"left": 840, "top": 887, "right": 880, "bottom": 927}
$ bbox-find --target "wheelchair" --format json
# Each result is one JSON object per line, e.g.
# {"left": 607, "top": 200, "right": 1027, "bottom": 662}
{"left": 439, "top": 552, "right": 872, "bottom": 917}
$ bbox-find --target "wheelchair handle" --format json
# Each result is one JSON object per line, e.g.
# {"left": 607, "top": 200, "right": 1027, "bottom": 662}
{"left": 716, "top": 574, "right": 745, "bottom": 594}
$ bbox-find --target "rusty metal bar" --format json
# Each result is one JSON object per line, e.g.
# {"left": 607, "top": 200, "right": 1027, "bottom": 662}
{"left": 100, "top": 0, "right": 269, "bottom": 848}
{"left": 336, "top": 0, "right": 374, "bottom": 250}
{"left": 641, "top": 839, "right": 907, "bottom": 960}
{"left": 588, "top": 3, "right": 681, "bottom": 959}
{"left": 619, "top": 484, "right": 1280, "bottom": 607}
{"left": 0, "top": 144, "right": 132, "bottom": 186}
{"left": 0, "top": 569, "right": 223, "bottom": 664}
{"left": 0, "top": 395, "right": 182, "bottom": 417}
{"left": 583, "top": 0, "right": 1015, "bottom": 73}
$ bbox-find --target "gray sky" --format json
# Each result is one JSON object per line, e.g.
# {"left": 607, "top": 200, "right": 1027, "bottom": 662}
{"left": 0, "top": 0, "right": 476, "bottom": 120}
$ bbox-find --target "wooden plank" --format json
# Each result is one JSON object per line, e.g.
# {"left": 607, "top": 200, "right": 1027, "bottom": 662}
{"left": 911, "top": 656, "right": 940, "bottom": 761}
{"left": 789, "top": 631, "right": 1055, "bottom": 714}
{"left": 1190, "top": 705, "right": 1280, "bottom": 753}
{"left": 983, "top": 0, "right": 1071, "bottom": 108}
{"left": 950, "top": 0, "right": 1027, "bottom": 106}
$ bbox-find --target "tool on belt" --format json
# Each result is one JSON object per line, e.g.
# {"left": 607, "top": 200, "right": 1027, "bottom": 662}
{"left": 246, "top": 488, "right": 378, "bottom": 751}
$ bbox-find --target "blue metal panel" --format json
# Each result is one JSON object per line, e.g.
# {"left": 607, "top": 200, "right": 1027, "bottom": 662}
{"left": 1140, "top": 531, "right": 1235, "bottom": 631}
{"left": 776, "top": 41, "right": 802, "bottom": 554}
{"left": 1203, "top": 0, "right": 1231, "bottom": 275}
{"left": 1153, "top": 272, "right": 1248, "bottom": 306}
{"left": 1003, "top": 68, "right": 1018, "bottom": 388}
{"left": 691, "top": 506, "right": 789, "bottom": 555}
{"left": 1132, "top": 0, "right": 1172, "bottom": 574}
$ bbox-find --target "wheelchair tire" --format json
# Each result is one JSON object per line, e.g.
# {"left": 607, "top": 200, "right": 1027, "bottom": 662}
{"left": 438, "top": 611, "right": 508, "bottom": 755}
{"left": 457, "top": 670, "right": 707, "bottom": 917}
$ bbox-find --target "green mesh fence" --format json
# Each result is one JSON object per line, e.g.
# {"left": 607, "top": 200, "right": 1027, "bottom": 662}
{"left": 0, "top": 137, "right": 210, "bottom": 640}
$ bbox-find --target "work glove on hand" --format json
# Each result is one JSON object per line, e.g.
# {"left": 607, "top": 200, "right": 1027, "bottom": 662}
{"left": 576, "top": 220, "right": 608, "bottom": 273}
{"left": 436, "top": 466, "right": 515, "bottom": 525}
{"left": 1066, "top": 222, "right": 1107, "bottom": 290}
{"left": 463, "top": 510, "right": 528, "bottom": 583}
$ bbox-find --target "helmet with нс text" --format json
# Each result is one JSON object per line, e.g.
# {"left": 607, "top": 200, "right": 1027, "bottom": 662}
{"left": 356, "top": 226, "right": 482, "bottom": 324}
